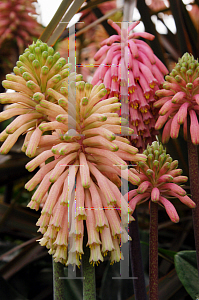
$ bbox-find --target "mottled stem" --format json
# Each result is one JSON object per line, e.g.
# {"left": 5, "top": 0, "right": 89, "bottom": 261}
{"left": 149, "top": 201, "right": 159, "bottom": 300}
{"left": 53, "top": 260, "right": 65, "bottom": 300}
{"left": 129, "top": 209, "right": 147, "bottom": 300}
{"left": 82, "top": 235, "right": 96, "bottom": 300}
{"left": 187, "top": 116, "right": 199, "bottom": 277}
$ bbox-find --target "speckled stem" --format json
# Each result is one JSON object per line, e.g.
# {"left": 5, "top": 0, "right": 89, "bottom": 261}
{"left": 129, "top": 209, "right": 147, "bottom": 300}
{"left": 53, "top": 260, "right": 65, "bottom": 300}
{"left": 149, "top": 201, "right": 159, "bottom": 300}
{"left": 187, "top": 116, "right": 199, "bottom": 277}
{"left": 82, "top": 231, "right": 96, "bottom": 300}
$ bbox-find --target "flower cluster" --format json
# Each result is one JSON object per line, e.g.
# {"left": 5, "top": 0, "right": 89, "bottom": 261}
{"left": 155, "top": 53, "right": 199, "bottom": 145}
{"left": 0, "top": 0, "right": 41, "bottom": 52}
{"left": 92, "top": 19, "right": 168, "bottom": 151}
{"left": 0, "top": 40, "right": 82, "bottom": 156}
{"left": 127, "top": 141, "right": 195, "bottom": 222}
{"left": 25, "top": 79, "right": 147, "bottom": 266}
{"left": 0, "top": 41, "right": 147, "bottom": 266}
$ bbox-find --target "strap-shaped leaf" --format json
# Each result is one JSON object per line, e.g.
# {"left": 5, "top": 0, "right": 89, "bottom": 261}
{"left": 39, "top": 0, "right": 74, "bottom": 43}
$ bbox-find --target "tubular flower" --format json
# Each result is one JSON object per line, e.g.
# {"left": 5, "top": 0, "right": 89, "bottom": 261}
{"left": 155, "top": 53, "right": 199, "bottom": 145}
{"left": 25, "top": 80, "right": 147, "bottom": 266}
{"left": 92, "top": 19, "right": 168, "bottom": 151}
{"left": 0, "top": 40, "right": 83, "bottom": 157}
{"left": 126, "top": 141, "right": 195, "bottom": 223}
{"left": 0, "top": 0, "right": 42, "bottom": 52}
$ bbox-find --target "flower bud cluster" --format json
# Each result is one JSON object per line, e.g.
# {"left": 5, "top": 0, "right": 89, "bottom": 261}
{"left": 0, "top": 40, "right": 82, "bottom": 157}
{"left": 0, "top": 41, "right": 147, "bottom": 266}
{"left": 155, "top": 53, "right": 199, "bottom": 144}
{"left": 0, "top": 0, "right": 41, "bottom": 52}
{"left": 92, "top": 20, "right": 168, "bottom": 151}
{"left": 127, "top": 141, "right": 195, "bottom": 222}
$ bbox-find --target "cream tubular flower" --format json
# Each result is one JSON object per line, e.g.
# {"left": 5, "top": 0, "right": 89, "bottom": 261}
{"left": 25, "top": 79, "right": 147, "bottom": 266}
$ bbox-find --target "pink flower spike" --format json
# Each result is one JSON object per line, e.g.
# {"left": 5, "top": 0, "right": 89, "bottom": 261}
{"left": 151, "top": 187, "right": 160, "bottom": 202}
{"left": 163, "top": 183, "right": 186, "bottom": 196}
{"left": 159, "top": 99, "right": 173, "bottom": 116}
{"left": 129, "top": 193, "right": 150, "bottom": 212}
{"left": 104, "top": 68, "right": 112, "bottom": 92}
{"left": 161, "top": 117, "right": 173, "bottom": 144}
{"left": 106, "top": 44, "right": 121, "bottom": 65}
{"left": 128, "top": 39, "right": 139, "bottom": 58}
{"left": 139, "top": 74, "right": 151, "bottom": 99}
{"left": 94, "top": 45, "right": 110, "bottom": 61}
{"left": 139, "top": 61, "right": 157, "bottom": 87}
{"left": 154, "top": 55, "right": 169, "bottom": 75}
{"left": 128, "top": 70, "right": 136, "bottom": 93}
{"left": 170, "top": 114, "right": 181, "bottom": 139}
{"left": 151, "top": 64, "right": 165, "bottom": 85}
{"left": 129, "top": 31, "right": 154, "bottom": 41}
{"left": 171, "top": 91, "right": 186, "bottom": 103}
{"left": 135, "top": 40, "right": 156, "bottom": 64}
{"left": 128, "top": 21, "right": 140, "bottom": 33}
{"left": 111, "top": 53, "right": 120, "bottom": 79}
{"left": 155, "top": 111, "right": 170, "bottom": 130}
{"left": 183, "top": 116, "right": 187, "bottom": 140}
{"left": 177, "top": 102, "right": 190, "bottom": 125}
{"left": 137, "top": 181, "right": 151, "bottom": 193}
{"left": 189, "top": 109, "right": 199, "bottom": 144}
{"left": 193, "top": 94, "right": 199, "bottom": 105}
{"left": 107, "top": 19, "right": 121, "bottom": 35}
{"left": 168, "top": 191, "right": 196, "bottom": 208}
{"left": 101, "top": 35, "right": 121, "bottom": 46}
{"left": 159, "top": 196, "right": 179, "bottom": 223}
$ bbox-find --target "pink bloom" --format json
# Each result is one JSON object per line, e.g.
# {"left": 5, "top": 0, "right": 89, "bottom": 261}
{"left": 92, "top": 20, "right": 168, "bottom": 151}
{"left": 0, "top": 0, "right": 42, "bottom": 52}
{"left": 155, "top": 53, "right": 199, "bottom": 145}
{"left": 127, "top": 141, "right": 195, "bottom": 223}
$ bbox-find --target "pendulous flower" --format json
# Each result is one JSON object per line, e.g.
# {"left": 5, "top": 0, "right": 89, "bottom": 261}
{"left": 0, "top": 40, "right": 83, "bottom": 157}
{"left": 25, "top": 78, "right": 147, "bottom": 266}
{"left": 0, "top": 0, "right": 42, "bottom": 52}
{"left": 155, "top": 53, "right": 199, "bottom": 145}
{"left": 126, "top": 141, "right": 195, "bottom": 223}
{"left": 92, "top": 19, "right": 168, "bottom": 151}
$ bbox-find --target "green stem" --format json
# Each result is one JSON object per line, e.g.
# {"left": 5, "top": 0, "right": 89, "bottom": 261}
{"left": 187, "top": 116, "right": 199, "bottom": 277}
{"left": 149, "top": 201, "right": 159, "bottom": 300}
{"left": 53, "top": 259, "right": 65, "bottom": 300}
{"left": 82, "top": 238, "right": 96, "bottom": 300}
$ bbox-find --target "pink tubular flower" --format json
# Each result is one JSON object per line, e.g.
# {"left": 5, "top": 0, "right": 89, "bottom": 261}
{"left": 0, "top": 0, "right": 42, "bottom": 52}
{"left": 126, "top": 141, "right": 195, "bottom": 223}
{"left": 0, "top": 40, "right": 83, "bottom": 157}
{"left": 24, "top": 75, "right": 147, "bottom": 266}
{"left": 92, "top": 19, "right": 168, "bottom": 151}
{"left": 155, "top": 53, "right": 199, "bottom": 145}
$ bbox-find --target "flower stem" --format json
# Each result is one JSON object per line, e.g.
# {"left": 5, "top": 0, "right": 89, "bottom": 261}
{"left": 129, "top": 209, "right": 147, "bottom": 300}
{"left": 187, "top": 117, "right": 199, "bottom": 277}
{"left": 53, "top": 259, "right": 65, "bottom": 300}
{"left": 149, "top": 201, "right": 159, "bottom": 300}
{"left": 82, "top": 233, "right": 96, "bottom": 300}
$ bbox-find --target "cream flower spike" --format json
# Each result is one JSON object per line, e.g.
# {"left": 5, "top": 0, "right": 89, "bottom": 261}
{"left": 0, "top": 40, "right": 83, "bottom": 156}
{"left": 25, "top": 79, "right": 147, "bottom": 267}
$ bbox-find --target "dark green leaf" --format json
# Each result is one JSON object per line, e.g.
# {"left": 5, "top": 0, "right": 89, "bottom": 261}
{"left": 174, "top": 250, "right": 199, "bottom": 299}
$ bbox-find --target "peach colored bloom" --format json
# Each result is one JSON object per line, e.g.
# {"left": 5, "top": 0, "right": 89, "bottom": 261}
{"left": 155, "top": 53, "right": 199, "bottom": 145}
{"left": 126, "top": 141, "right": 195, "bottom": 222}
{"left": 0, "top": 0, "right": 42, "bottom": 53}
{"left": 25, "top": 78, "right": 147, "bottom": 266}
{"left": 0, "top": 40, "right": 83, "bottom": 157}
{"left": 92, "top": 20, "right": 168, "bottom": 151}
